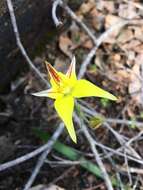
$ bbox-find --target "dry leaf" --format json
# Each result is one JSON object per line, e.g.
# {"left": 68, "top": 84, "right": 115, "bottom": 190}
{"left": 134, "top": 44, "right": 143, "bottom": 54}
{"left": 79, "top": 0, "right": 95, "bottom": 14}
{"left": 127, "top": 51, "right": 135, "bottom": 62}
{"left": 117, "top": 29, "right": 134, "bottom": 44}
{"left": 128, "top": 54, "right": 143, "bottom": 105}
{"left": 118, "top": 4, "right": 137, "bottom": 19}
{"left": 101, "top": 0, "right": 115, "bottom": 13}
{"left": 113, "top": 54, "right": 121, "bottom": 62}
{"left": 104, "top": 15, "right": 123, "bottom": 43}
{"left": 122, "top": 40, "right": 141, "bottom": 51}
{"left": 105, "top": 14, "right": 122, "bottom": 29}
{"left": 82, "top": 39, "right": 93, "bottom": 49}
{"left": 59, "top": 35, "right": 73, "bottom": 57}
{"left": 133, "top": 26, "right": 143, "bottom": 41}
{"left": 90, "top": 8, "right": 104, "bottom": 31}
{"left": 94, "top": 54, "right": 104, "bottom": 70}
{"left": 54, "top": 57, "right": 67, "bottom": 72}
{"left": 115, "top": 70, "right": 130, "bottom": 84}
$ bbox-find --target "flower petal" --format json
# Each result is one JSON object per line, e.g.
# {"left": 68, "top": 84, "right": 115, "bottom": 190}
{"left": 32, "top": 89, "right": 61, "bottom": 99}
{"left": 45, "top": 61, "right": 61, "bottom": 86}
{"left": 54, "top": 96, "right": 77, "bottom": 143}
{"left": 73, "top": 79, "right": 117, "bottom": 101}
{"left": 66, "top": 56, "right": 77, "bottom": 81}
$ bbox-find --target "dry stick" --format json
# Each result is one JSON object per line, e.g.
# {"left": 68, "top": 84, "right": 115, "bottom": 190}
{"left": 101, "top": 147, "right": 124, "bottom": 190}
{"left": 23, "top": 124, "right": 64, "bottom": 190}
{"left": 52, "top": 0, "right": 63, "bottom": 27}
{"left": 109, "top": 130, "right": 143, "bottom": 160}
{"left": 78, "top": 17, "right": 143, "bottom": 79}
{"left": 81, "top": 104, "right": 142, "bottom": 159}
{"left": 104, "top": 123, "right": 141, "bottom": 160}
{"left": 78, "top": 20, "right": 129, "bottom": 78}
{"left": 81, "top": 104, "right": 143, "bottom": 163}
{"left": 94, "top": 140, "right": 143, "bottom": 165}
{"left": 52, "top": 0, "right": 97, "bottom": 44}
{"left": 6, "top": 0, "right": 49, "bottom": 87}
{"left": 60, "top": 1, "right": 97, "bottom": 44}
{"left": 0, "top": 124, "right": 64, "bottom": 172}
{"left": 124, "top": 150, "right": 132, "bottom": 186}
{"left": 80, "top": 102, "right": 143, "bottom": 128}
{"left": 74, "top": 114, "right": 114, "bottom": 190}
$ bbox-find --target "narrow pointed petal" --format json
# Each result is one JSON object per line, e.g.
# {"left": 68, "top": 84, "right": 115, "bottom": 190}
{"left": 73, "top": 79, "right": 117, "bottom": 101}
{"left": 32, "top": 89, "right": 61, "bottom": 99}
{"left": 54, "top": 96, "right": 77, "bottom": 143}
{"left": 45, "top": 61, "right": 61, "bottom": 86}
{"left": 66, "top": 56, "right": 77, "bottom": 81}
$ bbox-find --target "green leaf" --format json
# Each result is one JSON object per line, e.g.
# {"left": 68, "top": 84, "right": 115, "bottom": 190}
{"left": 33, "top": 128, "right": 126, "bottom": 188}
{"left": 129, "top": 117, "right": 137, "bottom": 129}
{"left": 100, "top": 98, "right": 110, "bottom": 108}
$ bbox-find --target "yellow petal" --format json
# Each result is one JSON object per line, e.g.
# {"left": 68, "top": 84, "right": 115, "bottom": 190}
{"left": 45, "top": 61, "right": 61, "bottom": 87}
{"left": 73, "top": 79, "right": 117, "bottom": 101}
{"left": 32, "top": 89, "right": 62, "bottom": 99}
{"left": 54, "top": 96, "right": 77, "bottom": 143}
{"left": 66, "top": 56, "right": 77, "bottom": 81}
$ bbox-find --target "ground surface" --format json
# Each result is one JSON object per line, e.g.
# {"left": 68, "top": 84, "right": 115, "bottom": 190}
{"left": 0, "top": 0, "right": 143, "bottom": 190}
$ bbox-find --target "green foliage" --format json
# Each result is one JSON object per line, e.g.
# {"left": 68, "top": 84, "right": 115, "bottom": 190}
{"left": 89, "top": 116, "right": 105, "bottom": 129}
{"left": 33, "top": 128, "right": 126, "bottom": 188}
{"left": 100, "top": 98, "right": 110, "bottom": 108}
{"left": 129, "top": 117, "right": 137, "bottom": 129}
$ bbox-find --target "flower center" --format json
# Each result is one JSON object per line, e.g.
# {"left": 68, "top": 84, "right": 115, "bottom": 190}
{"left": 63, "top": 86, "right": 72, "bottom": 95}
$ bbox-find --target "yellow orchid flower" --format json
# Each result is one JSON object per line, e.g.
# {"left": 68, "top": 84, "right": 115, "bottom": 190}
{"left": 32, "top": 57, "right": 117, "bottom": 143}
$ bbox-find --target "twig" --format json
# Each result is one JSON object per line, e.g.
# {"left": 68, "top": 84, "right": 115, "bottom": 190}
{"left": 60, "top": 1, "right": 97, "bottom": 44}
{"left": 107, "top": 118, "right": 143, "bottom": 128}
{"left": 6, "top": 0, "right": 49, "bottom": 87}
{"left": 104, "top": 123, "right": 141, "bottom": 160}
{"left": 124, "top": 150, "right": 132, "bottom": 186}
{"left": 79, "top": 103, "right": 143, "bottom": 164}
{"left": 94, "top": 137, "right": 143, "bottom": 165}
{"left": 23, "top": 123, "right": 64, "bottom": 190}
{"left": 52, "top": 0, "right": 63, "bottom": 27}
{"left": 78, "top": 20, "right": 129, "bottom": 78}
{"left": 74, "top": 114, "right": 114, "bottom": 190}
{"left": 133, "top": 175, "right": 140, "bottom": 190}
{"left": 0, "top": 124, "right": 64, "bottom": 172}
{"left": 118, "top": 165, "right": 143, "bottom": 175}
{"left": 45, "top": 159, "right": 81, "bottom": 166}
{"left": 101, "top": 147, "right": 124, "bottom": 190}
{"left": 80, "top": 103, "right": 143, "bottom": 129}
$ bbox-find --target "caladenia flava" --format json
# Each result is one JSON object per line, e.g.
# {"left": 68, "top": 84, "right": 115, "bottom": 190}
{"left": 32, "top": 57, "right": 117, "bottom": 143}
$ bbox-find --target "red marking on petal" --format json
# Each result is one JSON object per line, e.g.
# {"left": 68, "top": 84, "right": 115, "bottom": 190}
{"left": 46, "top": 62, "right": 61, "bottom": 85}
{"left": 67, "top": 64, "right": 72, "bottom": 78}
{"left": 66, "top": 56, "right": 76, "bottom": 79}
